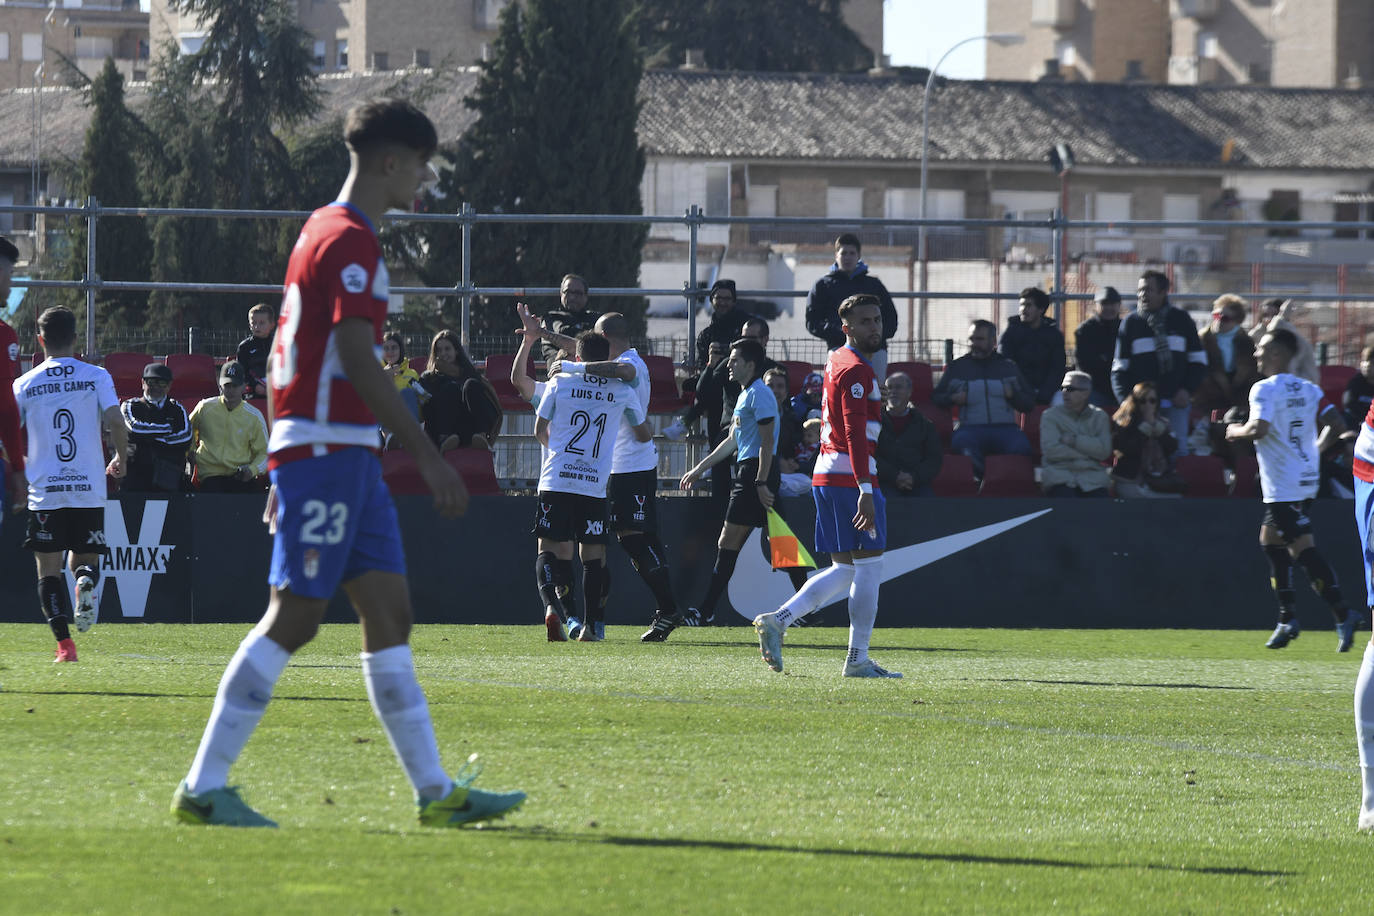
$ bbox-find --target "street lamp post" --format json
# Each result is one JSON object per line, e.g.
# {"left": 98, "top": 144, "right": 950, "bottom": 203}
{"left": 917, "top": 32, "right": 1024, "bottom": 349}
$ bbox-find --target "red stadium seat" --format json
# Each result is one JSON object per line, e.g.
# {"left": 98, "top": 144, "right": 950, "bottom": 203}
{"left": 409, "top": 356, "right": 429, "bottom": 374}
{"left": 1173, "top": 454, "right": 1228, "bottom": 498}
{"left": 166, "top": 353, "right": 220, "bottom": 406}
{"left": 887, "top": 361, "right": 934, "bottom": 403}
{"left": 778, "top": 360, "right": 814, "bottom": 396}
{"left": 644, "top": 354, "right": 691, "bottom": 413}
{"left": 930, "top": 453, "right": 978, "bottom": 497}
{"left": 106, "top": 351, "right": 156, "bottom": 402}
{"left": 1320, "top": 364, "right": 1357, "bottom": 408}
{"left": 382, "top": 447, "right": 500, "bottom": 496}
{"left": 1231, "top": 454, "right": 1260, "bottom": 498}
{"left": 1019, "top": 405, "right": 1048, "bottom": 461}
{"left": 978, "top": 454, "right": 1039, "bottom": 497}
{"left": 915, "top": 403, "right": 954, "bottom": 451}
{"left": 482, "top": 352, "right": 536, "bottom": 411}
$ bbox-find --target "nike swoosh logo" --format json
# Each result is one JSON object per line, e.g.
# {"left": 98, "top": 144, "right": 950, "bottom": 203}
{"left": 726, "top": 509, "right": 1052, "bottom": 621}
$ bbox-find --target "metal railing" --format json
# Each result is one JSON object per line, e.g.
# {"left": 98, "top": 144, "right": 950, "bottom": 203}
{"left": 8, "top": 200, "right": 1374, "bottom": 366}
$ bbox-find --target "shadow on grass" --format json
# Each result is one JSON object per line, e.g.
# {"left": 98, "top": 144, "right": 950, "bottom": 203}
{"left": 977, "top": 678, "right": 1253, "bottom": 691}
{"left": 10, "top": 689, "right": 365, "bottom": 702}
{"left": 492, "top": 829, "right": 1291, "bottom": 877}
{"left": 694, "top": 641, "right": 979, "bottom": 655}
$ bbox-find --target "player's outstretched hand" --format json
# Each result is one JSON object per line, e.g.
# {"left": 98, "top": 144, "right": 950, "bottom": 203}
{"left": 420, "top": 454, "right": 469, "bottom": 518}
{"left": 852, "top": 491, "right": 876, "bottom": 533}
{"left": 515, "top": 302, "right": 542, "bottom": 339}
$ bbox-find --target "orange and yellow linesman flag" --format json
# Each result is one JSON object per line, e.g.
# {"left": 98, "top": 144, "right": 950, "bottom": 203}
{"left": 766, "top": 509, "right": 816, "bottom": 570}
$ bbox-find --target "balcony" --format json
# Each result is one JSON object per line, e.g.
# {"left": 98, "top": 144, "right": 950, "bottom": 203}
{"left": 1030, "top": 0, "right": 1075, "bottom": 29}
{"left": 1171, "top": 0, "right": 1220, "bottom": 20}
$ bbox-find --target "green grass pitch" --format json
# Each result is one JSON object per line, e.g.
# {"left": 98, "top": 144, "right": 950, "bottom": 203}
{"left": 0, "top": 622, "right": 1369, "bottom": 914}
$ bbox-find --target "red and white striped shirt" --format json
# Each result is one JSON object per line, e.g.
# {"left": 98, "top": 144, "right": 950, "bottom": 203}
{"left": 267, "top": 203, "right": 392, "bottom": 468}
{"left": 1354, "top": 397, "right": 1374, "bottom": 483}
{"left": 812, "top": 345, "right": 881, "bottom": 488}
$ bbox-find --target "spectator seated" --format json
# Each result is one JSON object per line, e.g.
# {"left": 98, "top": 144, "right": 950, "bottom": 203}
{"left": 979, "top": 454, "right": 1039, "bottom": 497}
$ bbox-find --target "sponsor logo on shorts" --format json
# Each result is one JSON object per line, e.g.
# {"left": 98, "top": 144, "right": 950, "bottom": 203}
{"left": 340, "top": 263, "right": 368, "bottom": 294}
{"left": 633, "top": 494, "right": 646, "bottom": 521}
{"left": 537, "top": 502, "right": 552, "bottom": 528}
{"left": 303, "top": 548, "right": 321, "bottom": 580}
{"left": 88, "top": 529, "right": 107, "bottom": 546}
{"left": 584, "top": 520, "right": 604, "bottom": 536}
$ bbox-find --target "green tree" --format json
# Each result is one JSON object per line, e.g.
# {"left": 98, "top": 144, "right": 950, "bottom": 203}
{"left": 634, "top": 0, "right": 872, "bottom": 72}
{"left": 428, "top": 0, "right": 648, "bottom": 339}
{"left": 70, "top": 59, "right": 152, "bottom": 336}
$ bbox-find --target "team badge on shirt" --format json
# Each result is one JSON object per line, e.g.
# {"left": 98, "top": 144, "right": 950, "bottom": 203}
{"left": 850, "top": 382, "right": 865, "bottom": 398}
{"left": 303, "top": 548, "right": 321, "bottom": 579}
{"left": 340, "top": 263, "right": 368, "bottom": 293}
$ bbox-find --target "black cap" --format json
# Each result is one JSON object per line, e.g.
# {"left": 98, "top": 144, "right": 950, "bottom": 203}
{"left": 142, "top": 362, "right": 172, "bottom": 381}
{"left": 219, "top": 361, "right": 246, "bottom": 384}
{"left": 1095, "top": 286, "right": 1122, "bottom": 304}
{"left": 0, "top": 236, "right": 17, "bottom": 265}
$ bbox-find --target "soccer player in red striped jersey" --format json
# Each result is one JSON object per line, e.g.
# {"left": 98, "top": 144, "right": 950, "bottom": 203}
{"left": 1350, "top": 357, "right": 1374, "bottom": 830}
{"left": 172, "top": 98, "right": 523, "bottom": 829}
{"left": 752, "top": 294, "right": 901, "bottom": 678}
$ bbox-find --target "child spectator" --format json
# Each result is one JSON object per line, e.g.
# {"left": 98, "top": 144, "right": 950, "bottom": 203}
{"left": 236, "top": 303, "right": 274, "bottom": 399}
{"left": 790, "top": 371, "right": 823, "bottom": 421}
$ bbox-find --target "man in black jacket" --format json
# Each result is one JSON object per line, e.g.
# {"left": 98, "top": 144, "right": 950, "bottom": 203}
{"left": 1074, "top": 286, "right": 1121, "bottom": 409}
{"left": 876, "top": 372, "right": 942, "bottom": 497}
{"left": 539, "top": 274, "right": 601, "bottom": 376}
{"left": 806, "top": 234, "right": 897, "bottom": 377}
{"left": 693, "top": 279, "right": 752, "bottom": 370}
{"left": 119, "top": 363, "right": 192, "bottom": 493}
{"left": 1112, "top": 269, "right": 1206, "bottom": 452}
{"left": 1000, "top": 287, "right": 1065, "bottom": 406}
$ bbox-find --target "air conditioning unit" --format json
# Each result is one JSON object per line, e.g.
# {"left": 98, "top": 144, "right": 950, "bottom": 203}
{"left": 1164, "top": 240, "right": 1214, "bottom": 266}
{"left": 1171, "top": 0, "right": 1220, "bottom": 20}
{"left": 1031, "top": 0, "right": 1075, "bottom": 29}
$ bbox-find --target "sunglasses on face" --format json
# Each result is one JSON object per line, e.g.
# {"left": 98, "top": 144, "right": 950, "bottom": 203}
{"left": 1061, "top": 385, "right": 1089, "bottom": 393}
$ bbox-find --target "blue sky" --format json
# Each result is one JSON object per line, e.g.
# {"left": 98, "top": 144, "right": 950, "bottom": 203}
{"left": 883, "top": 0, "right": 989, "bottom": 79}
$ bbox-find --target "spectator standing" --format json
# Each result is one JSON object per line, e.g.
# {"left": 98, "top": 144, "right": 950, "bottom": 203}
{"left": 1112, "top": 269, "right": 1206, "bottom": 452}
{"left": 1040, "top": 371, "right": 1111, "bottom": 498}
{"left": 806, "top": 233, "right": 897, "bottom": 378}
{"left": 875, "top": 371, "right": 941, "bottom": 498}
{"left": 539, "top": 274, "right": 601, "bottom": 375}
{"left": 693, "top": 279, "right": 753, "bottom": 372}
{"left": 1109, "top": 381, "right": 1182, "bottom": 499}
{"left": 1225, "top": 328, "right": 1357, "bottom": 651}
{"left": 764, "top": 367, "right": 808, "bottom": 497}
{"left": 189, "top": 361, "right": 268, "bottom": 493}
{"left": 1000, "top": 287, "right": 1066, "bottom": 406}
{"left": 13, "top": 306, "right": 127, "bottom": 660}
{"left": 1194, "top": 293, "right": 1260, "bottom": 417}
{"left": 0, "top": 236, "right": 26, "bottom": 512}
{"left": 1074, "top": 286, "right": 1121, "bottom": 409}
{"left": 236, "top": 303, "right": 274, "bottom": 400}
{"left": 418, "top": 329, "right": 501, "bottom": 452}
{"left": 120, "top": 362, "right": 192, "bottom": 493}
{"left": 664, "top": 280, "right": 754, "bottom": 441}
{"left": 1344, "top": 346, "right": 1374, "bottom": 429}
{"left": 931, "top": 319, "right": 1034, "bottom": 478}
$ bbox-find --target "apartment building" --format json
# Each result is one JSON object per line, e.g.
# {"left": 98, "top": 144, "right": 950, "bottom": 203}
{"left": 0, "top": 0, "right": 150, "bottom": 92}
{"left": 987, "top": 0, "right": 1374, "bottom": 88}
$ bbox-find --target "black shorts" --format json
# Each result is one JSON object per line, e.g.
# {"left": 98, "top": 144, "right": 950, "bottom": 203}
{"left": 24, "top": 506, "right": 108, "bottom": 554}
{"left": 533, "top": 490, "right": 610, "bottom": 545}
{"left": 1263, "top": 500, "right": 1314, "bottom": 544}
{"left": 608, "top": 469, "right": 658, "bottom": 534}
{"left": 725, "top": 458, "right": 782, "bottom": 529}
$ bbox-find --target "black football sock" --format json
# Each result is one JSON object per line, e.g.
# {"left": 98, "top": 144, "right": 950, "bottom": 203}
{"left": 38, "top": 576, "right": 72, "bottom": 642}
{"left": 535, "top": 551, "right": 568, "bottom": 618}
{"left": 698, "top": 547, "right": 739, "bottom": 621}
{"left": 1264, "top": 545, "right": 1297, "bottom": 622}
{"left": 619, "top": 533, "right": 679, "bottom": 615}
{"left": 1296, "top": 546, "right": 1347, "bottom": 619}
{"left": 582, "top": 559, "right": 606, "bottom": 625}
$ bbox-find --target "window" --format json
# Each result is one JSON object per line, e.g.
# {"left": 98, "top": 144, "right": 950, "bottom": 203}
{"left": 884, "top": 188, "right": 964, "bottom": 220}
{"left": 75, "top": 37, "right": 114, "bottom": 59}
{"left": 1163, "top": 194, "right": 1200, "bottom": 237}
{"left": 1197, "top": 31, "right": 1218, "bottom": 59}
{"left": 22, "top": 33, "right": 42, "bottom": 62}
{"left": 826, "top": 187, "right": 863, "bottom": 219}
{"left": 747, "top": 184, "right": 777, "bottom": 219}
{"left": 1093, "top": 192, "right": 1131, "bottom": 228}
{"left": 1054, "top": 39, "right": 1076, "bottom": 67}
{"left": 336, "top": 39, "right": 348, "bottom": 69}
{"left": 704, "top": 164, "right": 729, "bottom": 217}
{"left": 475, "top": 0, "right": 510, "bottom": 30}
{"left": 372, "top": 51, "right": 388, "bottom": 70}
{"left": 313, "top": 40, "right": 326, "bottom": 69}
{"left": 414, "top": 49, "right": 429, "bottom": 68}
{"left": 0, "top": 34, "right": 9, "bottom": 62}
{"left": 177, "top": 33, "right": 205, "bottom": 55}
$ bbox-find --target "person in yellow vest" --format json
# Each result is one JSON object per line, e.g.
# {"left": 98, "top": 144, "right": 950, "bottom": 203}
{"left": 189, "top": 360, "right": 268, "bottom": 493}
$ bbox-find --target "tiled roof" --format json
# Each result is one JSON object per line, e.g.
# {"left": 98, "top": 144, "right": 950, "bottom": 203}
{"left": 638, "top": 69, "right": 1374, "bottom": 171}
{"left": 2, "top": 66, "right": 1372, "bottom": 172}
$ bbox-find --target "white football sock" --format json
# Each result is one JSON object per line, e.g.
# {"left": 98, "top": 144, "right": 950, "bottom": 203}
{"left": 774, "top": 562, "right": 854, "bottom": 627}
{"left": 1356, "top": 639, "right": 1374, "bottom": 818}
{"left": 845, "top": 556, "right": 883, "bottom": 665}
{"left": 185, "top": 630, "right": 291, "bottom": 795}
{"left": 362, "top": 644, "right": 452, "bottom": 802}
